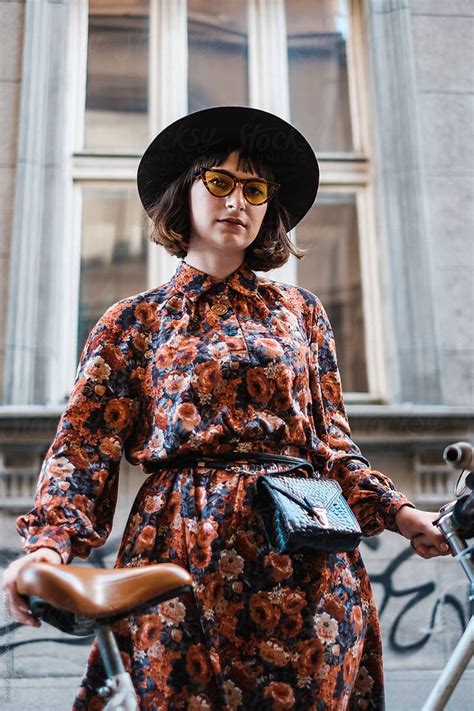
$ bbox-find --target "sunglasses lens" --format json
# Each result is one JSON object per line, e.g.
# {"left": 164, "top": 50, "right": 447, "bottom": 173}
{"left": 244, "top": 181, "right": 270, "bottom": 205}
{"left": 203, "top": 170, "right": 234, "bottom": 197}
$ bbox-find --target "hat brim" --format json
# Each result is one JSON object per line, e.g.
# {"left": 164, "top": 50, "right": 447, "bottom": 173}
{"left": 137, "top": 106, "right": 319, "bottom": 231}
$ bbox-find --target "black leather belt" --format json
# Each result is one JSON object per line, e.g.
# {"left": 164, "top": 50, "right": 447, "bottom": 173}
{"left": 148, "top": 452, "right": 315, "bottom": 476}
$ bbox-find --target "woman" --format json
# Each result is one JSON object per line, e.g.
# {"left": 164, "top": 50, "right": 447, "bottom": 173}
{"left": 4, "top": 106, "right": 448, "bottom": 710}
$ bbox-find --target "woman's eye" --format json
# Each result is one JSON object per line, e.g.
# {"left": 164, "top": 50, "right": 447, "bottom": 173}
{"left": 210, "top": 178, "right": 227, "bottom": 188}
{"left": 247, "top": 184, "right": 265, "bottom": 196}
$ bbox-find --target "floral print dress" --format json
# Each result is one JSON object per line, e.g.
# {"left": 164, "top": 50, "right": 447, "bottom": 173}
{"left": 17, "top": 259, "right": 412, "bottom": 710}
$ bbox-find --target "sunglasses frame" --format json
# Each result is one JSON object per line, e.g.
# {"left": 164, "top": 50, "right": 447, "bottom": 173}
{"left": 195, "top": 168, "right": 280, "bottom": 206}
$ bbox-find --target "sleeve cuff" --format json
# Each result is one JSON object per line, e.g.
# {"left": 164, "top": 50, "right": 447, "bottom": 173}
{"left": 382, "top": 497, "right": 416, "bottom": 534}
{"left": 21, "top": 530, "right": 72, "bottom": 565}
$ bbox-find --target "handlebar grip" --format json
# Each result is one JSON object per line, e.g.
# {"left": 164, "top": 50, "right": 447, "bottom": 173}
{"left": 452, "top": 492, "right": 474, "bottom": 537}
{"left": 443, "top": 441, "right": 473, "bottom": 470}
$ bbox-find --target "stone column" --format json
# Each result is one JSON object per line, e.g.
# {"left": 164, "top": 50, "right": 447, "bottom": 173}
{"left": 0, "top": 0, "right": 25, "bottom": 405}
{"left": 366, "top": 0, "right": 442, "bottom": 403}
{"left": 4, "top": 0, "right": 72, "bottom": 405}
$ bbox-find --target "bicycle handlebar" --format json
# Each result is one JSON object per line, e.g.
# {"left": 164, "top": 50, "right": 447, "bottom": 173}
{"left": 452, "top": 492, "right": 474, "bottom": 537}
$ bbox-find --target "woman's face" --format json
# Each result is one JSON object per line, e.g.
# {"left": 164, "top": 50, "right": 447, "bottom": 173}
{"left": 187, "top": 151, "right": 268, "bottom": 259}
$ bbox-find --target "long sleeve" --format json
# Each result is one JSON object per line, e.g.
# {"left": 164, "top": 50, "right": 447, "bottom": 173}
{"left": 307, "top": 297, "right": 414, "bottom": 536}
{"left": 16, "top": 302, "right": 141, "bottom": 563}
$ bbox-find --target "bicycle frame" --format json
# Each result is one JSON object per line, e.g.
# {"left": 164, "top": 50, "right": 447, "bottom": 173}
{"left": 421, "top": 499, "right": 474, "bottom": 710}
{"left": 95, "top": 621, "right": 139, "bottom": 711}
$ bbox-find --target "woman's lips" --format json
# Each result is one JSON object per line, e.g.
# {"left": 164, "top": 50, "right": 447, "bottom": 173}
{"left": 218, "top": 219, "right": 245, "bottom": 228}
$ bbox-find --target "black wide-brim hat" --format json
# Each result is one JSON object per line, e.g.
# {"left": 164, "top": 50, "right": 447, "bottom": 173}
{"left": 137, "top": 106, "right": 319, "bottom": 231}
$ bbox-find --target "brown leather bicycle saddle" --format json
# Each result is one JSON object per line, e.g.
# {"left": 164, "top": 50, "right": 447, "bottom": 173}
{"left": 17, "top": 562, "right": 193, "bottom": 619}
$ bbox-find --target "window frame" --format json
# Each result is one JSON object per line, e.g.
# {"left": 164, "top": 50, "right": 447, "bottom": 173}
{"left": 66, "top": 0, "right": 387, "bottom": 403}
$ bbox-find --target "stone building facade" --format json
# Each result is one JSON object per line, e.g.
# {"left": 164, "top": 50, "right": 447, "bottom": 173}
{"left": 0, "top": 1, "right": 472, "bottom": 709}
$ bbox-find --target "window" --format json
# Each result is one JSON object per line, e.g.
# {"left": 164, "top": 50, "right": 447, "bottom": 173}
{"left": 85, "top": 1, "right": 149, "bottom": 150}
{"left": 287, "top": 0, "right": 353, "bottom": 152}
{"left": 72, "top": 0, "right": 383, "bottom": 399}
{"left": 297, "top": 193, "right": 367, "bottom": 393}
{"left": 79, "top": 185, "right": 148, "bottom": 351}
{"left": 188, "top": 0, "right": 249, "bottom": 111}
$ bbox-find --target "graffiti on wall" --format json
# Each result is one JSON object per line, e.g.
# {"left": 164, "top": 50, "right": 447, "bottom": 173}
{"left": 363, "top": 537, "right": 467, "bottom": 653}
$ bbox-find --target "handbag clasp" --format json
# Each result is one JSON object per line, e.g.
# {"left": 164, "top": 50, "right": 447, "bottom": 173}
{"left": 311, "top": 506, "right": 329, "bottom": 528}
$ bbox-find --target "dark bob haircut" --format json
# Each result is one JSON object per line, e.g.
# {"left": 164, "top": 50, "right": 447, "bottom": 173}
{"left": 146, "top": 149, "right": 309, "bottom": 271}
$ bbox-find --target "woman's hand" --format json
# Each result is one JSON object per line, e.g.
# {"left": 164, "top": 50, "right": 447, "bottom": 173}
{"left": 395, "top": 505, "right": 451, "bottom": 559}
{"left": 2, "top": 547, "right": 62, "bottom": 627}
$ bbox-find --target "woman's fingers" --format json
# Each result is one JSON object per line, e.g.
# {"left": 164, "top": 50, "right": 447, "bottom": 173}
{"left": 423, "top": 531, "right": 450, "bottom": 554}
{"left": 3, "top": 566, "right": 40, "bottom": 627}
{"left": 3, "top": 587, "right": 40, "bottom": 627}
{"left": 410, "top": 534, "right": 450, "bottom": 558}
{"left": 2, "top": 548, "right": 61, "bottom": 627}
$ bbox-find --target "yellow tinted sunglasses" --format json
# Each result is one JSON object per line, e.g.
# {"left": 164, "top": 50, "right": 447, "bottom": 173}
{"left": 196, "top": 168, "right": 280, "bottom": 206}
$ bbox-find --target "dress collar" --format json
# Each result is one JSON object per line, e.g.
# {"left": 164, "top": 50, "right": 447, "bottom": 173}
{"left": 170, "top": 259, "right": 259, "bottom": 302}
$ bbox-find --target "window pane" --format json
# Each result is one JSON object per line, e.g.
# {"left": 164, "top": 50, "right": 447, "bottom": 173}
{"left": 188, "top": 0, "right": 248, "bottom": 111}
{"left": 78, "top": 186, "right": 148, "bottom": 359}
{"left": 85, "top": 1, "right": 149, "bottom": 151}
{"left": 296, "top": 193, "right": 368, "bottom": 392}
{"left": 286, "top": 0, "right": 353, "bottom": 153}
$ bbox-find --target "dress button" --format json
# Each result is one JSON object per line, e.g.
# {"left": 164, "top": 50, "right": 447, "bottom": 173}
{"left": 211, "top": 303, "right": 228, "bottom": 316}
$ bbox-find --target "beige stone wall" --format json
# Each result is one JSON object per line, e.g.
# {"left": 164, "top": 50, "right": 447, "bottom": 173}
{"left": 410, "top": 0, "right": 474, "bottom": 405}
{"left": 0, "top": 1, "right": 24, "bottom": 405}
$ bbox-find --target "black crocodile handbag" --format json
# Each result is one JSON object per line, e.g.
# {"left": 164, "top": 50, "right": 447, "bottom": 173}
{"left": 254, "top": 469, "right": 362, "bottom": 554}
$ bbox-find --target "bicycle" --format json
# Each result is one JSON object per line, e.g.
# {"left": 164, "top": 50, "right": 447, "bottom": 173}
{"left": 16, "top": 561, "right": 192, "bottom": 710}
{"left": 421, "top": 441, "right": 474, "bottom": 711}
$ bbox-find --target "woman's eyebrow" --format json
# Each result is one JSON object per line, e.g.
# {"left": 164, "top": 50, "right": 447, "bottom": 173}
{"left": 211, "top": 167, "right": 265, "bottom": 180}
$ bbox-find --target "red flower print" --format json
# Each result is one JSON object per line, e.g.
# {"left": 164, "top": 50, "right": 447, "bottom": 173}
{"left": 186, "top": 644, "right": 212, "bottom": 685}
{"left": 195, "top": 361, "right": 222, "bottom": 393}
{"left": 202, "top": 572, "right": 225, "bottom": 607}
{"left": 280, "top": 613, "right": 303, "bottom": 638}
{"left": 280, "top": 588, "right": 306, "bottom": 615}
{"left": 135, "top": 525, "right": 156, "bottom": 553}
{"left": 258, "top": 639, "right": 289, "bottom": 667}
{"left": 135, "top": 302, "right": 155, "bottom": 326}
{"left": 320, "top": 371, "right": 342, "bottom": 406}
{"left": 101, "top": 344, "right": 126, "bottom": 369}
{"left": 263, "top": 681, "right": 295, "bottom": 710}
{"left": 135, "top": 614, "right": 162, "bottom": 651}
{"left": 295, "top": 638, "right": 324, "bottom": 676}
{"left": 173, "top": 402, "right": 201, "bottom": 430}
{"left": 263, "top": 552, "right": 293, "bottom": 582}
{"left": 133, "top": 331, "right": 151, "bottom": 352}
{"left": 249, "top": 592, "right": 281, "bottom": 631}
{"left": 99, "top": 437, "right": 122, "bottom": 460}
{"left": 246, "top": 368, "right": 275, "bottom": 404}
{"left": 254, "top": 338, "right": 284, "bottom": 359}
{"left": 325, "top": 595, "right": 346, "bottom": 623}
{"left": 103, "top": 399, "right": 129, "bottom": 431}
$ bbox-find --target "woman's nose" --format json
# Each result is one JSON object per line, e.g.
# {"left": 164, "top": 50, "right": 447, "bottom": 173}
{"left": 225, "top": 184, "right": 246, "bottom": 209}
